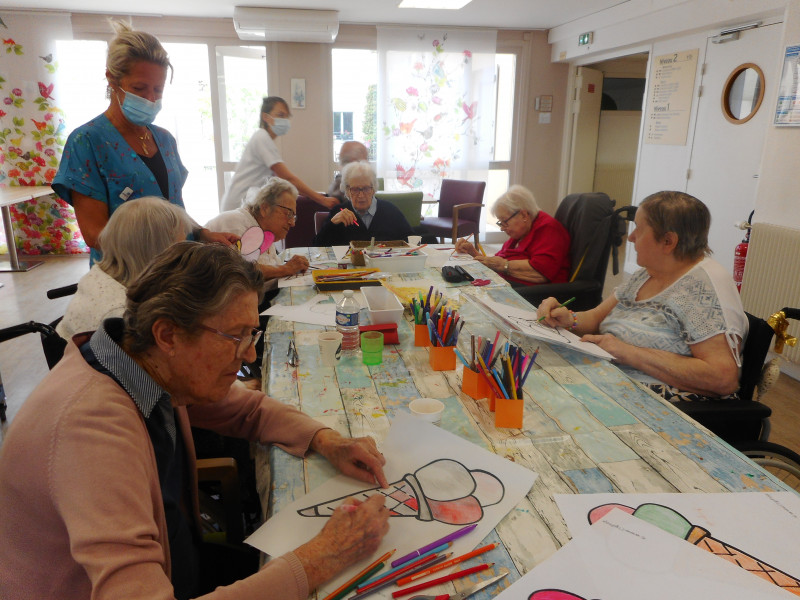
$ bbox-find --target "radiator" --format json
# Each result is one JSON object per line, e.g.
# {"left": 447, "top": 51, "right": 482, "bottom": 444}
{"left": 740, "top": 222, "right": 800, "bottom": 365}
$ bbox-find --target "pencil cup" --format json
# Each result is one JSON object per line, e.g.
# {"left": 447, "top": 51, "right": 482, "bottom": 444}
{"left": 495, "top": 395, "right": 524, "bottom": 429}
{"left": 487, "top": 389, "right": 497, "bottom": 412}
{"left": 461, "top": 367, "right": 489, "bottom": 400}
{"left": 415, "top": 323, "right": 432, "bottom": 347}
{"left": 429, "top": 345, "right": 456, "bottom": 371}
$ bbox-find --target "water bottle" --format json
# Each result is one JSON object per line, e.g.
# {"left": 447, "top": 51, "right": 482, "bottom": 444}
{"left": 336, "top": 289, "right": 360, "bottom": 354}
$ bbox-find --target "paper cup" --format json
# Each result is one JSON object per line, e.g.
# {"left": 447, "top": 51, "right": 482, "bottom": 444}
{"left": 407, "top": 235, "right": 422, "bottom": 246}
{"left": 318, "top": 331, "right": 343, "bottom": 367}
{"left": 409, "top": 397, "right": 444, "bottom": 425}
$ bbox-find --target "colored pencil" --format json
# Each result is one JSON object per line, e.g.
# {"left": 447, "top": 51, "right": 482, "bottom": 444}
{"left": 349, "top": 554, "right": 451, "bottom": 600}
{"left": 357, "top": 543, "right": 450, "bottom": 589}
{"left": 391, "top": 563, "right": 494, "bottom": 598}
{"left": 321, "top": 549, "right": 395, "bottom": 600}
{"left": 537, "top": 296, "right": 576, "bottom": 322}
{"left": 395, "top": 543, "right": 497, "bottom": 586}
{"left": 391, "top": 523, "right": 477, "bottom": 567}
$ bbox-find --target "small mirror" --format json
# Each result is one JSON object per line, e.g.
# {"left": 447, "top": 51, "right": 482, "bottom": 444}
{"left": 722, "top": 63, "right": 765, "bottom": 124}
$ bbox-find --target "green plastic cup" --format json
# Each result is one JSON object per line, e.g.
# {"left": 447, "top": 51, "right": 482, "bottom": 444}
{"left": 361, "top": 331, "right": 384, "bottom": 365}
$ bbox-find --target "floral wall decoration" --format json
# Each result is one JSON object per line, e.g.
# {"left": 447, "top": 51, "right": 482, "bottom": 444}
{"left": 377, "top": 27, "right": 496, "bottom": 209}
{"left": 0, "top": 11, "right": 87, "bottom": 256}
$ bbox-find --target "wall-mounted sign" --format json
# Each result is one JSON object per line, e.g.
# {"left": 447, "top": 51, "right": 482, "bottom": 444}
{"left": 644, "top": 48, "right": 699, "bottom": 145}
{"left": 774, "top": 44, "right": 800, "bottom": 126}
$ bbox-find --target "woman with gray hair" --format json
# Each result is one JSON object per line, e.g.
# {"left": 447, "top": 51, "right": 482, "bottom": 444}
{"left": 314, "top": 160, "right": 413, "bottom": 246}
{"left": 56, "top": 196, "right": 190, "bottom": 340}
{"left": 538, "top": 191, "right": 748, "bottom": 402}
{"left": 455, "top": 185, "right": 571, "bottom": 285}
{"left": 205, "top": 176, "right": 309, "bottom": 285}
{"left": 52, "top": 20, "right": 234, "bottom": 265}
{"left": 0, "top": 242, "right": 390, "bottom": 599}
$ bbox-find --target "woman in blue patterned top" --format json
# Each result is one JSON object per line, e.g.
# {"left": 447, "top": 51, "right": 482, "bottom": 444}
{"left": 537, "top": 190, "right": 748, "bottom": 402}
{"left": 52, "top": 20, "right": 233, "bottom": 264}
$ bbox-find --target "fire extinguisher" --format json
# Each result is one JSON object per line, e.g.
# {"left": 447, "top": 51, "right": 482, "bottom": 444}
{"left": 733, "top": 210, "right": 754, "bottom": 292}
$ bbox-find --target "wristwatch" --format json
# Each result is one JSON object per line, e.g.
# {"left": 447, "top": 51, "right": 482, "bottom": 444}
{"left": 503, "top": 260, "right": 509, "bottom": 273}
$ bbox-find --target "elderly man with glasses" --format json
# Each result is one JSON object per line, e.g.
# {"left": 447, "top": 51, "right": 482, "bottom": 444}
{"left": 313, "top": 161, "right": 413, "bottom": 247}
{"left": 455, "top": 185, "right": 571, "bottom": 285}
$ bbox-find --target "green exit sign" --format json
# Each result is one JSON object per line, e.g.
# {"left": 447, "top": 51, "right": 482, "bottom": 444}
{"left": 578, "top": 32, "right": 593, "bottom": 46}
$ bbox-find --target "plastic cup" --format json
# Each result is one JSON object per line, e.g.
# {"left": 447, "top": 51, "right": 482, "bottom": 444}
{"left": 409, "top": 397, "right": 445, "bottom": 425}
{"left": 361, "top": 330, "right": 384, "bottom": 365}
{"left": 318, "top": 331, "right": 343, "bottom": 367}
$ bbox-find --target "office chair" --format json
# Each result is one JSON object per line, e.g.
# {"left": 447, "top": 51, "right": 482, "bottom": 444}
{"left": 674, "top": 308, "right": 800, "bottom": 482}
{"left": 513, "top": 192, "right": 635, "bottom": 312}
{"left": 423, "top": 179, "right": 486, "bottom": 243}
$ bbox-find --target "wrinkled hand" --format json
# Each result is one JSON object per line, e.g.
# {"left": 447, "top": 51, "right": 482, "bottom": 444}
{"left": 581, "top": 333, "right": 629, "bottom": 362}
{"left": 454, "top": 238, "right": 477, "bottom": 257}
{"left": 295, "top": 494, "right": 390, "bottom": 590}
{"left": 285, "top": 254, "right": 310, "bottom": 274}
{"left": 331, "top": 208, "right": 358, "bottom": 227}
{"left": 317, "top": 195, "right": 339, "bottom": 210}
{"left": 536, "top": 296, "right": 573, "bottom": 328}
{"left": 312, "top": 429, "right": 388, "bottom": 488}
{"left": 197, "top": 229, "right": 238, "bottom": 247}
{"left": 475, "top": 255, "right": 504, "bottom": 271}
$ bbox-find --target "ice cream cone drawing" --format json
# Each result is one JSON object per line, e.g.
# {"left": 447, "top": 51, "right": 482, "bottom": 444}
{"left": 298, "top": 458, "right": 505, "bottom": 525}
{"left": 588, "top": 502, "right": 800, "bottom": 596}
{"left": 529, "top": 592, "right": 593, "bottom": 600}
{"left": 236, "top": 226, "right": 274, "bottom": 262}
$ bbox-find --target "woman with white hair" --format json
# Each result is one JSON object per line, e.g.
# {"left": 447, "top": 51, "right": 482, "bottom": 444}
{"left": 314, "top": 161, "right": 413, "bottom": 247}
{"left": 205, "top": 176, "right": 309, "bottom": 286}
{"left": 455, "top": 185, "right": 571, "bottom": 285}
{"left": 56, "top": 196, "right": 190, "bottom": 340}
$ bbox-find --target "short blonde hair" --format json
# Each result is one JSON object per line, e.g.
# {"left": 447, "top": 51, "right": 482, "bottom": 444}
{"left": 106, "top": 19, "right": 173, "bottom": 85}
{"left": 98, "top": 197, "right": 190, "bottom": 287}
{"left": 492, "top": 185, "right": 540, "bottom": 219}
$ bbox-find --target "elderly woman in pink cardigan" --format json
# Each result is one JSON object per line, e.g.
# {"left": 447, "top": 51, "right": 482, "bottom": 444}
{"left": 0, "top": 242, "right": 389, "bottom": 600}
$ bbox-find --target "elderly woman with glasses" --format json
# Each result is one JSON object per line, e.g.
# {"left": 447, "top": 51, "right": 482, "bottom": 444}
{"left": 455, "top": 185, "right": 571, "bottom": 285}
{"left": 206, "top": 176, "right": 309, "bottom": 287}
{"left": 0, "top": 242, "right": 390, "bottom": 600}
{"left": 313, "top": 161, "right": 413, "bottom": 247}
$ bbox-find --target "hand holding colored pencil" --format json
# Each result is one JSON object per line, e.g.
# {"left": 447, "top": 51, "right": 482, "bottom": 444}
{"left": 537, "top": 296, "right": 576, "bottom": 322}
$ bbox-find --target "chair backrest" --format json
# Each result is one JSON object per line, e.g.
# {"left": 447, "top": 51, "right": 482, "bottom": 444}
{"left": 554, "top": 192, "right": 616, "bottom": 284}
{"left": 284, "top": 195, "right": 320, "bottom": 248}
{"left": 314, "top": 211, "right": 329, "bottom": 235}
{"left": 437, "top": 179, "right": 486, "bottom": 222}
{"left": 739, "top": 312, "right": 776, "bottom": 402}
{"left": 374, "top": 191, "right": 424, "bottom": 227}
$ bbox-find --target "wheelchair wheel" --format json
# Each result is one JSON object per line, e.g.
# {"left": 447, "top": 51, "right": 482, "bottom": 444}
{"left": 737, "top": 441, "right": 800, "bottom": 490}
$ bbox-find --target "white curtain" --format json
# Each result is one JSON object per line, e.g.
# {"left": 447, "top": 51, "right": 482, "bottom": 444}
{"left": 377, "top": 27, "right": 496, "bottom": 208}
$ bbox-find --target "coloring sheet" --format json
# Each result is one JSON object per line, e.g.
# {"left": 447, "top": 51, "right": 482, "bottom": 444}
{"left": 493, "top": 510, "right": 794, "bottom": 600}
{"left": 555, "top": 491, "right": 800, "bottom": 596}
{"left": 247, "top": 413, "right": 537, "bottom": 598}
{"left": 262, "top": 294, "right": 336, "bottom": 325}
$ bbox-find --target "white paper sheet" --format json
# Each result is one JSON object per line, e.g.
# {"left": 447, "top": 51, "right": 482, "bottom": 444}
{"left": 262, "top": 294, "right": 337, "bottom": 326}
{"left": 555, "top": 491, "right": 800, "bottom": 588}
{"left": 493, "top": 510, "right": 793, "bottom": 600}
{"left": 425, "top": 249, "right": 478, "bottom": 268}
{"left": 332, "top": 245, "right": 351, "bottom": 262}
{"left": 247, "top": 413, "right": 537, "bottom": 598}
{"left": 277, "top": 272, "right": 315, "bottom": 288}
{"left": 473, "top": 296, "right": 614, "bottom": 360}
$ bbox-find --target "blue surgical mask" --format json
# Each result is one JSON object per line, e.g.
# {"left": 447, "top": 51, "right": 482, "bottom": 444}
{"left": 117, "top": 88, "right": 162, "bottom": 126}
{"left": 270, "top": 117, "right": 291, "bottom": 136}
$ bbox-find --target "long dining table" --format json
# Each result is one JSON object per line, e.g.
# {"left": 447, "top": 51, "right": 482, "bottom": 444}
{"left": 255, "top": 245, "right": 795, "bottom": 600}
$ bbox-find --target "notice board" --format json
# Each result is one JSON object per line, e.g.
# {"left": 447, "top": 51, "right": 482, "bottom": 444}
{"left": 644, "top": 48, "right": 699, "bottom": 145}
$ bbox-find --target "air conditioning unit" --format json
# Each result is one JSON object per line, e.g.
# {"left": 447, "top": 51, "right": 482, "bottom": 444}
{"left": 233, "top": 7, "right": 339, "bottom": 43}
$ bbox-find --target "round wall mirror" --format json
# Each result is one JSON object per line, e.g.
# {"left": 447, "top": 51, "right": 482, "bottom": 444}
{"left": 721, "top": 63, "right": 765, "bottom": 124}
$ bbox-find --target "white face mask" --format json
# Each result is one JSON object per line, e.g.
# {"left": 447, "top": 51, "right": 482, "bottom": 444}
{"left": 270, "top": 117, "right": 291, "bottom": 136}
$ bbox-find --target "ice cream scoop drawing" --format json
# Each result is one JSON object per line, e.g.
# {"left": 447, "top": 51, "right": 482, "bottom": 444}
{"left": 236, "top": 226, "right": 274, "bottom": 262}
{"left": 298, "top": 458, "right": 504, "bottom": 524}
{"left": 588, "top": 502, "right": 800, "bottom": 596}
{"left": 529, "top": 592, "right": 593, "bottom": 600}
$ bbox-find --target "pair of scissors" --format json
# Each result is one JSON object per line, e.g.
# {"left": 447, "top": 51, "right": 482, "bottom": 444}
{"left": 470, "top": 279, "right": 491, "bottom": 287}
{"left": 408, "top": 568, "right": 508, "bottom": 600}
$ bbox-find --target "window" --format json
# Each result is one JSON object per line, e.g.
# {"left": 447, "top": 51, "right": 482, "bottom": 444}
{"left": 485, "top": 52, "right": 516, "bottom": 235}
{"left": 331, "top": 49, "right": 378, "bottom": 162}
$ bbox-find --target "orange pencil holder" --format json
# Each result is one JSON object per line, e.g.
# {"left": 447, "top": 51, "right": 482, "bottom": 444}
{"left": 495, "top": 394, "right": 524, "bottom": 428}
{"left": 487, "top": 389, "right": 497, "bottom": 412}
{"left": 429, "top": 345, "right": 456, "bottom": 371}
{"left": 462, "top": 367, "right": 490, "bottom": 400}
{"left": 414, "top": 323, "right": 432, "bottom": 347}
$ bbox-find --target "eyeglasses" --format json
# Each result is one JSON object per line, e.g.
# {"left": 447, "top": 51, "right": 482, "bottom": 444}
{"left": 347, "top": 185, "right": 373, "bottom": 196}
{"left": 496, "top": 210, "right": 521, "bottom": 228}
{"left": 198, "top": 324, "right": 263, "bottom": 358}
{"left": 273, "top": 204, "right": 297, "bottom": 222}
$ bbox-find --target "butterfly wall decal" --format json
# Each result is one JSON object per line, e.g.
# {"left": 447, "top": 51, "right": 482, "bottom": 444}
{"left": 461, "top": 101, "right": 477, "bottom": 123}
{"left": 396, "top": 164, "right": 415, "bottom": 187}
{"left": 38, "top": 82, "right": 54, "bottom": 99}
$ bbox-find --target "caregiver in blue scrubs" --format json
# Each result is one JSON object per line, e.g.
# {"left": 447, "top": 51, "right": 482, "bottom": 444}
{"left": 53, "top": 20, "right": 233, "bottom": 264}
